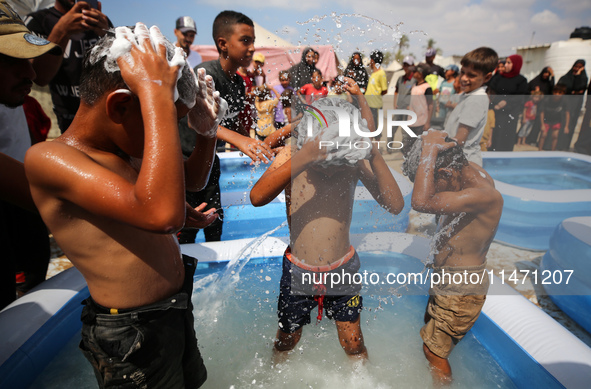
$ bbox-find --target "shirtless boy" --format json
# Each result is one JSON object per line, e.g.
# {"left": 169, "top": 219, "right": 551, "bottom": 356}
{"left": 402, "top": 130, "right": 503, "bottom": 384}
{"left": 250, "top": 79, "right": 404, "bottom": 362}
{"left": 24, "top": 24, "right": 225, "bottom": 388}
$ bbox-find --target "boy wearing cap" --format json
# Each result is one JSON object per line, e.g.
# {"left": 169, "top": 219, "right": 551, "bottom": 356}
{"left": 444, "top": 47, "right": 498, "bottom": 166}
{"left": 174, "top": 16, "right": 202, "bottom": 68}
{"left": 25, "top": 0, "right": 112, "bottom": 133}
{"left": 0, "top": 0, "right": 61, "bottom": 310}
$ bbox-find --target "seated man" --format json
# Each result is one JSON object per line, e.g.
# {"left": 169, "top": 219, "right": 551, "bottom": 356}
{"left": 402, "top": 130, "right": 503, "bottom": 384}
{"left": 25, "top": 24, "right": 225, "bottom": 388}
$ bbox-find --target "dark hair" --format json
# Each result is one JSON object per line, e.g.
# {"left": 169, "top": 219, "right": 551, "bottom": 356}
{"left": 460, "top": 47, "right": 498, "bottom": 75}
{"left": 553, "top": 83, "right": 567, "bottom": 94}
{"left": 279, "top": 70, "right": 290, "bottom": 79}
{"left": 80, "top": 27, "right": 197, "bottom": 106}
{"left": 212, "top": 10, "right": 254, "bottom": 53}
{"left": 79, "top": 31, "right": 126, "bottom": 105}
{"left": 281, "top": 89, "right": 293, "bottom": 107}
{"left": 402, "top": 136, "right": 468, "bottom": 182}
{"left": 370, "top": 50, "right": 383, "bottom": 65}
{"left": 312, "top": 68, "right": 323, "bottom": 77}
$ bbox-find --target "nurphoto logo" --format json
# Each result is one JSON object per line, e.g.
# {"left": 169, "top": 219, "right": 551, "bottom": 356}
{"left": 303, "top": 104, "right": 419, "bottom": 151}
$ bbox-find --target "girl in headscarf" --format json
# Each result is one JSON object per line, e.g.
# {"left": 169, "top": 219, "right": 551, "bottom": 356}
{"left": 489, "top": 54, "right": 528, "bottom": 151}
{"left": 344, "top": 52, "right": 369, "bottom": 93}
{"left": 557, "top": 59, "right": 588, "bottom": 150}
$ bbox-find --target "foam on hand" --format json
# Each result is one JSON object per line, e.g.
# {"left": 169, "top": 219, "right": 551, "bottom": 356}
{"left": 90, "top": 23, "right": 190, "bottom": 104}
{"left": 295, "top": 97, "right": 372, "bottom": 167}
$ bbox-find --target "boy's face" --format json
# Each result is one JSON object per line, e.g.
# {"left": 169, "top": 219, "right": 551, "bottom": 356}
{"left": 222, "top": 23, "right": 255, "bottom": 68}
{"left": 459, "top": 65, "right": 491, "bottom": 93}
{"left": 532, "top": 94, "right": 543, "bottom": 103}
{"left": 280, "top": 74, "right": 290, "bottom": 88}
{"left": 552, "top": 90, "right": 565, "bottom": 100}
{"left": 312, "top": 72, "right": 322, "bottom": 88}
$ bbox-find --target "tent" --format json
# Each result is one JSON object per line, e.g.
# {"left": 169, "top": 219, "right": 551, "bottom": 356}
{"left": 191, "top": 22, "right": 339, "bottom": 87}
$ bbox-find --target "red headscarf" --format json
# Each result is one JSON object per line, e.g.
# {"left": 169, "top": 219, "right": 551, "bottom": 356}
{"left": 502, "top": 54, "right": 523, "bottom": 78}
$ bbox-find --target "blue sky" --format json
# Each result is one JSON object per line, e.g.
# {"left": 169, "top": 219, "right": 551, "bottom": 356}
{"left": 94, "top": 0, "right": 590, "bottom": 60}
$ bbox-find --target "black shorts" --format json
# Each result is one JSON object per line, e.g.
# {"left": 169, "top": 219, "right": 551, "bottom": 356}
{"left": 79, "top": 255, "right": 206, "bottom": 389}
{"left": 277, "top": 248, "right": 363, "bottom": 334}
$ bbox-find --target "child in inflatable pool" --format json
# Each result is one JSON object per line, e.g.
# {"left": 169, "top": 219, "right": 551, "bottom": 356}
{"left": 402, "top": 129, "right": 503, "bottom": 384}
{"left": 24, "top": 24, "right": 226, "bottom": 388}
{"left": 250, "top": 79, "right": 404, "bottom": 364}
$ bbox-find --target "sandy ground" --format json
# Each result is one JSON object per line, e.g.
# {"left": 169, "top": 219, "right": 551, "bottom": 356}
{"left": 42, "top": 92, "right": 591, "bottom": 346}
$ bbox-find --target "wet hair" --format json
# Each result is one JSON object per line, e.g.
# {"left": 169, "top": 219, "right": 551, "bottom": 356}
{"left": 279, "top": 70, "right": 290, "bottom": 80}
{"left": 370, "top": 50, "right": 383, "bottom": 65}
{"left": 402, "top": 136, "right": 468, "bottom": 183}
{"left": 280, "top": 89, "right": 293, "bottom": 107}
{"left": 212, "top": 10, "right": 254, "bottom": 53}
{"left": 460, "top": 47, "right": 498, "bottom": 75}
{"left": 80, "top": 27, "right": 197, "bottom": 107}
{"left": 553, "top": 83, "right": 567, "bottom": 94}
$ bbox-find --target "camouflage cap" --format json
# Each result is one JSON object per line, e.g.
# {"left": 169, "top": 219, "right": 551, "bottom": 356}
{"left": 0, "top": 0, "right": 61, "bottom": 59}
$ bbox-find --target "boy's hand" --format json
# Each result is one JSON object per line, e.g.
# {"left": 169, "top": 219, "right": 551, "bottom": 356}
{"left": 116, "top": 24, "right": 180, "bottom": 100}
{"left": 188, "top": 68, "right": 228, "bottom": 138}
{"left": 237, "top": 137, "right": 274, "bottom": 164}
{"left": 421, "top": 130, "right": 457, "bottom": 153}
{"left": 184, "top": 202, "right": 218, "bottom": 229}
{"left": 342, "top": 77, "right": 362, "bottom": 95}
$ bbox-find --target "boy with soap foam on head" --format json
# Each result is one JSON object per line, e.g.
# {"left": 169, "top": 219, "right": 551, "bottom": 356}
{"left": 402, "top": 130, "right": 503, "bottom": 384}
{"left": 24, "top": 23, "right": 227, "bottom": 388}
{"left": 250, "top": 79, "right": 404, "bottom": 363}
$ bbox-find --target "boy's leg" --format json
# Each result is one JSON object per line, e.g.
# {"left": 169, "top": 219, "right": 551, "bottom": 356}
{"left": 423, "top": 343, "right": 452, "bottom": 383}
{"left": 335, "top": 316, "right": 368, "bottom": 359}
{"left": 551, "top": 128, "right": 560, "bottom": 151}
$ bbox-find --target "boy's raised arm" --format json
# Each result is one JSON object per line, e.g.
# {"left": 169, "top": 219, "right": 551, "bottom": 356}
{"left": 358, "top": 146, "right": 404, "bottom": 215}
{"left": 250, "top": 138, "right": 323, "bottom": 206}
{"left": 411, "top": 131, "right": 494, "bottom": 215}
{"left": 26, "top": 25, "right": 187, "bottom": 233}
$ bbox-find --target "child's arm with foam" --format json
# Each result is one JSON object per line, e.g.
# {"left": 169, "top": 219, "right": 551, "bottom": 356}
{"left": 184, "top": 68, "right": 226, "bottom": 191}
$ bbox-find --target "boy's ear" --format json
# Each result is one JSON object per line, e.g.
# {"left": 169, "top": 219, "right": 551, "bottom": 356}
{"left": 217, "top": 36, "right": 228, "bottom": 56}
{"left": 483, "top": 72, "right": 493, "bottom": 83}
{"left": 436, "top": 167, "right": 453, "bottom": 178}
{"left": 105, "top": 90, "right": 134, "bottom": 124}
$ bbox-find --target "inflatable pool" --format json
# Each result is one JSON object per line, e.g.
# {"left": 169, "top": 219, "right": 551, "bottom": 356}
{"left": 2, "top": 233, "right": 591, "bottom": 388}
{"left": 541, "top": 217, "right": 591, "bottom": 334}
{"left": 482, "top": 151, "right": 591, "bottom": 251}
{"left": 203, "top": 153, "right": 413, "bottom": 242}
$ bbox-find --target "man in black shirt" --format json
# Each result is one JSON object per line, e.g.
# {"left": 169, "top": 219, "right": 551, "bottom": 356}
{"left": 25, "top": 0, "right": 112, "bottom": 132}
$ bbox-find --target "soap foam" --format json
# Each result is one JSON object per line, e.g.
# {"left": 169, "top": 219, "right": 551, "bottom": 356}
{"left": 295, "top": 97, "right": 372, "bottom": 167}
